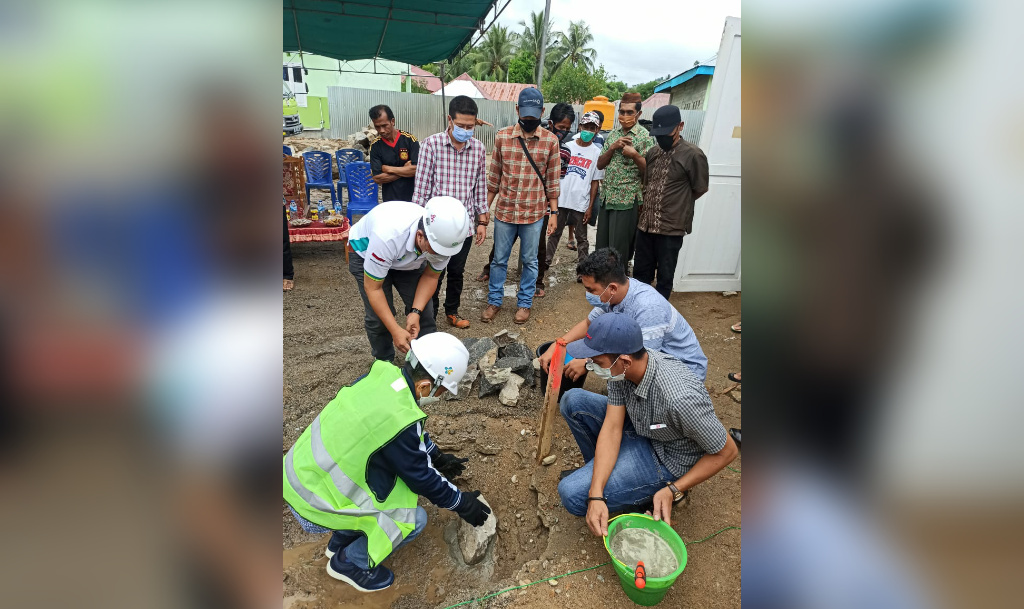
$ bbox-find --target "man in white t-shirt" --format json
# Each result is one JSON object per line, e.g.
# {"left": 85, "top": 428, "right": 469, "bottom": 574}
{"left": 348, "top": 198, "right": 470, "bottom": 361}
{"left": 544, "top": 111, "right": 605, "bottom": 281}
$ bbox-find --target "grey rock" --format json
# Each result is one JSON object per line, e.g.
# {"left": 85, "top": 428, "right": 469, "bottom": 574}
{"left": 494, "top": 356, "right": 533, "bottom": 386}
{"left": 444, "top": 368, "right": 479, "bottom": 401}
{"left": 458, "top": 496, "right": 496, "bottom": 565}
{"left": 478, "top": 366, "right": 512, "bottom": 397}
{"left": 463, "top": 337, "right": 497, "bottom": 367}
{"left": 476, "top": 445, "right": 500, "bottom": 455}
{"left": 542, "top": 455, "right": 556, "bottom": 465}
{"left": 499, "top": 342, "right": 533, "bottom": 361}
{"left": 493, "top": 329, "right": 513, "bottom": 347}
{"left": 477, "top": 346, "right": 499, "bottom": 372}
{"left": 597, "top": 574, "right": 605, "bottom": 583}
{"left": 499, "top": 373, "right": 525, "bottom": 406}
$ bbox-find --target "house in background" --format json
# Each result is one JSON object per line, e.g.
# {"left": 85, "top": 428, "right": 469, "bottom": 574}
{"left": 405, "top": 66, "right": 443, "bottom": 93}
{"left": 283, "top": 52, "right": 410, "bottom": 130}
{"left": 641, "top": 92, "right": 671, "bottom": 113}
{"left": 431, "top": 73, "right": 535, "bottom": 102}
{"left": 654, "top": 57, "right": 716, "bottom": 111}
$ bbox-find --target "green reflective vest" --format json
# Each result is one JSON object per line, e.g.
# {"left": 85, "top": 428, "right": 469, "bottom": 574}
{"left": 283, "top": 360, "right": 426, "bottom": 568}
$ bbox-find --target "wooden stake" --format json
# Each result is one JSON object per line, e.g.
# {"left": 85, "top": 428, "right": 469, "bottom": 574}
{"left": 536, "top": 339, "right": 566, "bottom": 464}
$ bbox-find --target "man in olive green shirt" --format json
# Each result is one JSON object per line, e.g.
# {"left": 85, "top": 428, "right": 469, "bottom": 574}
{"left": 596, "top": 92, "right": 656, "bottom": 265}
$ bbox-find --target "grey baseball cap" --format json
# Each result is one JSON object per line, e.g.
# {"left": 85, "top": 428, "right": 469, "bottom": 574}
{"left": 566, "top": 313, "right": 644, "bottom": 359}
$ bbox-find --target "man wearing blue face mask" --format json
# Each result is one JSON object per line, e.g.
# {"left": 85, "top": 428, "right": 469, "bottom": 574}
{"left": 556, "top": 313, "right": 737, "bottom": 537}
{"left": 538, "top": 247, "right": 708, "bottom": 382}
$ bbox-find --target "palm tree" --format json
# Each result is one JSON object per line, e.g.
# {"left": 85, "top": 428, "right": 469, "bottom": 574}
{"left": 553, "top": 20, "right": 596, "bottom": 74}
{"left": 519, "top": 10, "right": 560, "bottom": 83}
{"left": 467, "top": 25, "right": 518, "bottom": 81}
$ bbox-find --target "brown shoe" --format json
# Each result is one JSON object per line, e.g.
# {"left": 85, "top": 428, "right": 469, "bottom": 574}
{"left": 514, "top": 307, "right": 531, "bottom": 324}
{"left": 481, "top": 304, "right": 501, "bottom": 323}
{"left": 446, "top": 314, "right": 471, "bottom": 329}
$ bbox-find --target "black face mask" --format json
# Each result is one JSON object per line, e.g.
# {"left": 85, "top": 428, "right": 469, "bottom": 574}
{"left": 656, "top": 134, "right": 676, "bottom": 151}
{"left": 519, "top": 117, "right": 541, "bottom": 133}
{"left": 554, "top": 128, "right": 571, "bottom": 143}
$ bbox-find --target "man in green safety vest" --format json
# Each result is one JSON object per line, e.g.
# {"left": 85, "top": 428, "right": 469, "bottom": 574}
{"left": 283, "top": 332, "right": 491, "bottom": 592}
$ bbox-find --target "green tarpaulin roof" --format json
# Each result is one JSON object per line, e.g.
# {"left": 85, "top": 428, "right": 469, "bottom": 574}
{"left": 284, "top": 0, "right": 499, "bottom": 65}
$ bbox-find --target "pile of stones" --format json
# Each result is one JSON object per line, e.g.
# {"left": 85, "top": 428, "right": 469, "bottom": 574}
{"left": 446, "top": 330, "right": 536, "bottom": 406}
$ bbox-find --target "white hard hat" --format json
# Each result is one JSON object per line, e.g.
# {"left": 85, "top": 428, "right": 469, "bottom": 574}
{"left": 408, "top": 332, "right": 470, "bottom": 395}
{"left": 422, "top": 196, "right": 470, "bottom": 256}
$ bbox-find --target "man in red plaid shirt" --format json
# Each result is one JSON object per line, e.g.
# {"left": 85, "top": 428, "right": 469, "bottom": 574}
{"left": 481, "top": 88, "right": 560, "bottom": 325}
{"left": 411, "top": 95, "right": 489, "bottom": 330}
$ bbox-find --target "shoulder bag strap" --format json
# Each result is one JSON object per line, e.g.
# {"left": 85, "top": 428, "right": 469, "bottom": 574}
{"left": 516, "top": 137, "right": 546, "bottom": 188}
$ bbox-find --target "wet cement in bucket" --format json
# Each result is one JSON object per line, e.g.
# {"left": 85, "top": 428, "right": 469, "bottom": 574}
{"left": 609, "top": 528, "right": 680, "bottom": 578}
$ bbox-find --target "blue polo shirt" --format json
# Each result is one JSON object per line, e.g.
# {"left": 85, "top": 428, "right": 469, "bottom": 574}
{"left": 588, "top": 278, "right": 708, "bottom": 381}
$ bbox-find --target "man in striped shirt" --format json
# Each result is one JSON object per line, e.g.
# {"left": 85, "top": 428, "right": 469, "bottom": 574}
{"left": 412, "top": 95, "right": 489, "bottom": 330}
{"left": 481, "top": 87, "right": 560, "bottom": 325}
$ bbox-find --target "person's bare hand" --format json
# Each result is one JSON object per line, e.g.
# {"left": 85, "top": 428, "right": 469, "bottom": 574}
{"left": 393, "top": 328, "right": 413, "bottom": 355}
{"left": 372, "top": 174, "right": 387, "bottom": 184}
{"left": 614, "top": 136, "right": 633, "bottom": 151}
{"left": 538, "top": 343, "right": 555, "bottom": 372}
{"left": 475, "top": 224, "right": 487, "bottom": 246}
{"left": 622, "top": 145, "right": 638, "bottom": 159}
{"left": 564, "top": 358, "right": 588, "bottom": 381}
{"left": 586, "top": 499, "right": 609, "bottom": 537}
{"left": 405, "top": 312, "right": 421, "bottom": 339}
{"left": 475, "top": 118, "right": 494, "bottom": 127}
{"left": 582, "top": 206, "right": 592, "bottom": 224}
{"left": 547, "top": 216, "right": 558, "bottom": 236}
{"left": 651, "top": 487, "right": 674, "bottom": 525}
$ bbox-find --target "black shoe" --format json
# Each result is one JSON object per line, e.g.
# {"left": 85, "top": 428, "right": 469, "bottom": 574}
{"left": 559, "top": 468, "right": 579, "bottom": 481}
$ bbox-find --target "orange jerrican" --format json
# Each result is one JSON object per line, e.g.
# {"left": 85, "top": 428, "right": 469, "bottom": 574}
{"left": 634, "top": 561, "right": 647, "bottom": 589}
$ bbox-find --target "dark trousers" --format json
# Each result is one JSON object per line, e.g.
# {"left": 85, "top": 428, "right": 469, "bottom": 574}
{"left": 432, "top": 235, "right": 474, "bottom": 318}
{"left": 483, "top": 215, "right": 549, "bottom": 289}
{"left": 283, "top": 212, "right": 294, "bottom": 280}
{"left": 349, "top": 255, "right": 436, "bottom": 361}
{"left": 596, "top": 202, "right": 639, "bottom": 266}
{"left": 545, "top": 208, "right": 588, "bottom": 267}
{"left": 633, "top": 229, "right": 684, "bottom": 300}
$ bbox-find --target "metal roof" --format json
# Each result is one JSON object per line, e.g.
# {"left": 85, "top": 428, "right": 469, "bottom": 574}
{"left": 654, "top": 65, "right": 715, "bottom": 93}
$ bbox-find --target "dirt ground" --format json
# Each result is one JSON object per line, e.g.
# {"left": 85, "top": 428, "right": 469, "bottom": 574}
{"left": 283, "top": 224, "right": 742, "bottom": 609}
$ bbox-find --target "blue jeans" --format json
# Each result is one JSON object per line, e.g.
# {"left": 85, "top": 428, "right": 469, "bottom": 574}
{"left": 556, "top": 389, "right": 676, "bottom": 517}
{"left": 328, "top": 506, "right": 428, "bottom": 571}
{"left": 487, "top": 218, "right": 543, "bottom": 308}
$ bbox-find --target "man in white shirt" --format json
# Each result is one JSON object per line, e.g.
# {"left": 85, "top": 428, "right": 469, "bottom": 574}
{"left": 348, "top": 198, "right": 470, "bottom": 361}
{"left": 544, "top": 111, "right": 605, "bottom": 280}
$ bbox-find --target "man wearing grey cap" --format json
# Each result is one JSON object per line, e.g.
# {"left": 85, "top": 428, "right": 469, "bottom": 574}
{"left": 556, "top": 313, "right": 737, "bottom": 537}
{"left": 635, "top": 104, "right": 710, "bottom": 299}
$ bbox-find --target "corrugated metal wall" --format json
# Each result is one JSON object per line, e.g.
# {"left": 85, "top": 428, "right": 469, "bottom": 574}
{"left": 327, "top": 87, "right": 703, "bottom": 150}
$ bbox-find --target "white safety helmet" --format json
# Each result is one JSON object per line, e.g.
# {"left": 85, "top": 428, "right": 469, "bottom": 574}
{"left": 407, "top": 332, "right": 470, "bottom": 396}
{"left": 421, "top": 196, "right": 470, "bottom": 256}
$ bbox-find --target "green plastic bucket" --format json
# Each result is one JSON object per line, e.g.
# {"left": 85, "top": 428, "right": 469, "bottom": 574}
{"left": 603, "top": 513, "right": 688, "bottom": 606}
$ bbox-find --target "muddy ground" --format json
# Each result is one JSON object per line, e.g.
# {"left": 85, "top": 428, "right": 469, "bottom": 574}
{"left": 283, "top": 224, "right": 742, "bottom": 609}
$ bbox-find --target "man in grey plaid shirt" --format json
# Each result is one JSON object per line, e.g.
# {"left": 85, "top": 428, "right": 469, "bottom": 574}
{"left": 557, "top": 312, "right": 738, "bottom": 537}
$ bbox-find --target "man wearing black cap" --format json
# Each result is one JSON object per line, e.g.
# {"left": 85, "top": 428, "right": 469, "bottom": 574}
{"left": 634, "top": 105, "right": 710, "bottom": 299}
{"left": 556, "top": 313, "right": 737, "bottom": 537}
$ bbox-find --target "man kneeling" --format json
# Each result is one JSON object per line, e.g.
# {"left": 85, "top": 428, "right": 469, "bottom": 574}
{"left": 557, "top": 313, "right": 738, "bottom": 536}
{"left": 284, "top": 333, "right": 490, "bottom": 592}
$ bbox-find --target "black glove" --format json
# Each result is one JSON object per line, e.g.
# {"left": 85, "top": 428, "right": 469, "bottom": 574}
{"left": 455, "top": 490, "right": 491, "bottom": 527}
{"left": 433, "top": 451, "right": 469, "bottom": 480}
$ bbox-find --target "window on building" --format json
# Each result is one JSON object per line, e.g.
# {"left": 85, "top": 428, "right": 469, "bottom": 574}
{"left": 292, "top": 67, "right": 303, "bottom": 84}
{"left": 283, "top": 66, "right": 288, "bottom": 81}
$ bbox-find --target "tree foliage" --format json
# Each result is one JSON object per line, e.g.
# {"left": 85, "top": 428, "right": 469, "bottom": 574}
{"left": 553, "top": 21, "right": 596, "bottom": 74}
{"left": 507, "top": 50, "right": 535, "bottom": 84}
{"left": 631, "top": 78, "right": 663, "bottom": 101}
{"left": 541, "top": 63, "right": 603, "bottom": 105}
{"left": 519, "top": 10, "right": 560, "bottom": 84}
{"left": 467, "top": 25, "right": 518, "bottom": 81}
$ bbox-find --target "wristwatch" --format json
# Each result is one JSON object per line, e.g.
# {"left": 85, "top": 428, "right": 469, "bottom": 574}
{"left": 409, "top": 307, "right": 423, "bottom": 316}
{"left": 547, "top": 209, "right": 557, "bottom": 215}
{"left": 667, "top": 482, "right": 684, "bottom": 502}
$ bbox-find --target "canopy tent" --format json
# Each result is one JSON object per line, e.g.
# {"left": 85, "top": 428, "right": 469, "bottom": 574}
{"left": 284, "top": 0, "right": 502, "bottom": 65}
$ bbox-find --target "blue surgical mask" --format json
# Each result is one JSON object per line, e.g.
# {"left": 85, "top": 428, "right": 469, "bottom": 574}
{"left": 585, "top": 285, "right": 611, "bottom": 307}
{"left": 587, "top": 356, "right": 625, "bottom": 382}
{"left": 451, "top": 124, "right": 474, "bottom": 142}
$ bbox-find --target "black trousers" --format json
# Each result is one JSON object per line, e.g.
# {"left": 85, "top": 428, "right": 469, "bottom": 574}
{"left": 283, "top": 212, "right": 294, "bottom": 280}
{"left": 350, "top": 255, "right": 436, "bottom": 361}
{"left": 633, "top": 229, "right": 684, "bottom": 300}
{"left": 433, "top": 235, "right": 474, "bottom": 317}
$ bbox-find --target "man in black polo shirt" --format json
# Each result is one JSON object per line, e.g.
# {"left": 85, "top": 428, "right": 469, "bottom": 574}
{"left": 368, "top": 104, "right": 419, "bottom": 201}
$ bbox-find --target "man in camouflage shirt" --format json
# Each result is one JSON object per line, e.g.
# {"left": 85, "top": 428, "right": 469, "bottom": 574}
{"left": 595, "top": 92, "right": 656, "bottom": 265}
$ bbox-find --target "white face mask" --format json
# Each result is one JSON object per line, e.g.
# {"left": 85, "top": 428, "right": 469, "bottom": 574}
{"left": 586, "top": 356, "right": 625, "bottom": 382}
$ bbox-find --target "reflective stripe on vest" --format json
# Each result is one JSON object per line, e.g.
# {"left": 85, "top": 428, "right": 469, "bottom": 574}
{"left": 282, "top": 417, "right": 418, "bottom": 549}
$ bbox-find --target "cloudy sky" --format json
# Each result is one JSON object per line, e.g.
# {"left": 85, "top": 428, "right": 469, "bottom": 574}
{"left": 489, "top": 0, "right": 741, "bottom": 85}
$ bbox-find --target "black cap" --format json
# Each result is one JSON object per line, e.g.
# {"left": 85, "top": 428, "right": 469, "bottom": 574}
{"left": 650, "top": 105, "right": 682, "bottom": 136}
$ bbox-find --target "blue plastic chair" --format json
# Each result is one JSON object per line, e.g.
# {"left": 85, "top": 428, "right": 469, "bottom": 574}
{"left": 283, "top": 145, "right": 292, "bottom": 156}
{"left": 334, "top": 148, "right": 364, "bottom": 190}
{"left": 344, "top": 161, "right": 379, "bottom": 222}
{"left": 302, "top": 151, "right": 337, "bottom": 206}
